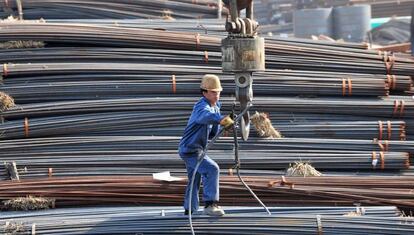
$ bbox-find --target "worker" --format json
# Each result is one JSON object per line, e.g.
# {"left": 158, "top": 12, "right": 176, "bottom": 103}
{"left": 178, "top": 74, "right": 234, "bottom": 216}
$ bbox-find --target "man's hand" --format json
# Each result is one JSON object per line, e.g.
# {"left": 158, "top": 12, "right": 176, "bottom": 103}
{"left": 220, "top": 115, "right": 234, "bottom": 130}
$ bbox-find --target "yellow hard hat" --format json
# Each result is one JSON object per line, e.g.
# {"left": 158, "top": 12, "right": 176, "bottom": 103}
{"left": 200, "top": 74, "right": 223, "bottom": 92}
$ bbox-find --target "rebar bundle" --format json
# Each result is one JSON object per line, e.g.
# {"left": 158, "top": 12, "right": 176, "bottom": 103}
{"left": 0, "top": 135, "right": 412, "bottom": 156}
{"left": 0, "top": 148, "right": 409, "bottom": 180}
{"left": 0, "top": 135, "right": 410, "bottom": 179}
{"left": 0, "top": 4, "right": 413, "bottom": 234}
{"left": 0, "top": 22, "right": 412, "bottom": 77}
{"left": 0, "top": 0, "right": 224, "bottom": 20}
{"left": 1, "top": 175, "right": 414, "bottom": 210}
{"left": 0, "top": 110, "right": 407, "bottom": 141}
{"left": 1, "top": 206, "right": 411, "bottom": 235}
{"left": 2, "top": 96, "right": 412, "bottom": 121}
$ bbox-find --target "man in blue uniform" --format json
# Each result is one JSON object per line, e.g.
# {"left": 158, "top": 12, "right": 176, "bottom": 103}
{"left": 178, "top": 74, "right": 234, "bottom": 216}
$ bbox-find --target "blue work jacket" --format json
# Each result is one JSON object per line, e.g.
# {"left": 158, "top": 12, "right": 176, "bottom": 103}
{"left": 178, "top": 97, "right": 223, "bottom": 157}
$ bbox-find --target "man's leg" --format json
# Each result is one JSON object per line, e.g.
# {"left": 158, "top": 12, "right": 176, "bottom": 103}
{"left": 182, "top": 157, "right": 202, "bottom": 213}
{"left": 198, "top": 155, "right": 224, "bottom": 216}
{"left": 198, "top": 155, "right": 220, "bottom": 203}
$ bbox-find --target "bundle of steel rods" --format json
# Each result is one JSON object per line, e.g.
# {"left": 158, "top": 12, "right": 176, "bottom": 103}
{"left": 0, "top": 76, "right": 390, "bottom": 102}
{"left": 0, "top": 0, "right": 223, "bottom": 20}
{"left": 0, "top": 148, "right": 409, "bottom": 180}
{"left": 1, "top": 206, "right": 411, "bottom": 235}
{"left": 46, "top": 18, "right": 227, "bottom": 35}
{"left": 0, "top": 136, "right": 411, "bottom": 155}
{"left": 0, "top": 5, "right": 413, "bottom": 234}
{"left": 2, "top": 96, "right": 412, "bottom": 120}
{"left": 0, "top": 110, "right": 407, "bottom": 140}
{"left": 259, "top": 110, "right": 414, "bottom": 138}
{"left": 0, "top": 65, "right": 398, "bottom": 101}
{"left": 1, "top": 175, "right": 414, "bottom": 210}
{"left": 0, "top": 136, "right": 410, "bottom": 176}
{"left": 0, "top": 22, "right": 412, "bottom": 77}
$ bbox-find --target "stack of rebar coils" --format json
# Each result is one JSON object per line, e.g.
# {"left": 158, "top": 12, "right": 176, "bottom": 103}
{"left": 0, "top": 0, "right": 225, "bottom": 20}
{"left": 1, "top": 206, "right": 412, "bottom": 234}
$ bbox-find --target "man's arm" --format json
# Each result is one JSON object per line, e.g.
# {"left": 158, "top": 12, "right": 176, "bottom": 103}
{"left": 195, "top": 105, "right": 223, "bottom": 125}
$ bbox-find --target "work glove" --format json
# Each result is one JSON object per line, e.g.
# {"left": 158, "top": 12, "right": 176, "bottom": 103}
{"left": 220, "top": 115, "right": 234, "bottom": 130}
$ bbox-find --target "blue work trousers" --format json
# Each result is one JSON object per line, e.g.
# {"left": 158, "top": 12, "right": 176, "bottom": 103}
{"left": 181, "top": 155, "right": 220, "bottom": 211}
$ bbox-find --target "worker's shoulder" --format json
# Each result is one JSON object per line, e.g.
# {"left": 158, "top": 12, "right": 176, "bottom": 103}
{"left": 194, "top": 97, "right": 209, "bottom": 108}
{"left": 194, "top": 97, "right": 221, "bottom": 110}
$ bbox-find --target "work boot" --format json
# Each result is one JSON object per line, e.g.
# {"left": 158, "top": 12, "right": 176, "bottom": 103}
{"left": 203, "top": 203, "right": 225, "bottom": 216}
{"left": 184, "top": 209, "right": 194, "bottom": 215}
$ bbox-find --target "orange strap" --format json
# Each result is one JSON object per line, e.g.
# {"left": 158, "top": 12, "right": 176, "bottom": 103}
{"left": 341, "top": 78, "right": 352, "bottom": 96}
{"left": 385, "top": 61, "right": 393, "bottom": 75}
{"left": 3, "top": 64, "right": 8, "bottom": 77}
{"left": 372, "top": 151, "right": 377, "bottom": 169}
{"left": 171, "top": 75, "right": 176, "bottom": 94}
{"left": 399, "top": 123, "right": 406, "bottom": 140}
{"left": 399, "top": 100, "right": 405, "bottom": 118}
{"left": 342, "top": 79, "right": 346, "bottom": 96}
{"left": 378, "top": 121, "right": 383, "bottom": 140}
{"left": 204, "top": 51, "right": 208, "bottom": 63}
{"left": 389, "top": 54, "right": 396, "bottom": 63}
{"left": 391, "top": 75, "right": 396, "bottom": 90}
{"left": 387, "top": 121, "right": 392, "bottom": 140}
{"left": 384, "top": 140, "right": 389, "bottom": 152}
{"left": 386, "top": 75, "right": 391, "bottom": 88}
{"left": 377, "top": 142, "right": 384, "bottom": 151}
{"left": 383, "top": 51, "right": 388, "bottom": 63}
{"left": 280, "top": 176, "right": 294, "bottom": 189}
{"left": 392, "top": 100, "right": 399, "bottom": 117}
{"left": 378, "top": 50, "right": 383, "bottom": 59}
{"left": 267, "top": 180, "right": 277, "bottom": 188}
{"left": 195, "top": 33, "right": 200, "bottom": 50}
{"left": 379, "top": 152, "right": 385, "bottom": 170}
{"left": 24, "top": 117, "right": 29, "bottom": 138}
{"left": 48, "top": 168, "right": 53, "bottom": 178}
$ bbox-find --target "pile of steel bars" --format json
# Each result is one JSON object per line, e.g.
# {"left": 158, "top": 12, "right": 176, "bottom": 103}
{"left": 0, "top": 110, "right": 407, "bottom": 140}
{"left": 46, "top": 18, "right": 227, "bottom": 35}
{"left": 0, "top": 66, "right": 398, "bottom": 102}
{"left": 261, "top": 108, "right": 413, "bottom": 138}
{"left": 0, "top": 0, "right": 223, "bottom": 20}
{"left": 1, "top": 97, "right": 412, "bottom": 120}
{"left": 0, "top": 135, "right": 410, "bottom": 178}
{"left": 0, "top": 136, "right": 412, "bottom": 155}
{"left": 1, "top": 206, "right": 411, "bottom": 235}
{"left": 0, "top": 149, "right": 409, "bottom": 180}
{"left": 0, "top": 76, "right": 390, "bottom": 103}
{"left": 1, "top": 205, "right": 403, "bottom": 219}
{"left": 0, "top": 22, "right": 412, "bottom": 76}
{"left": 0, "top": 175, "right": 413, "bottom": 210}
